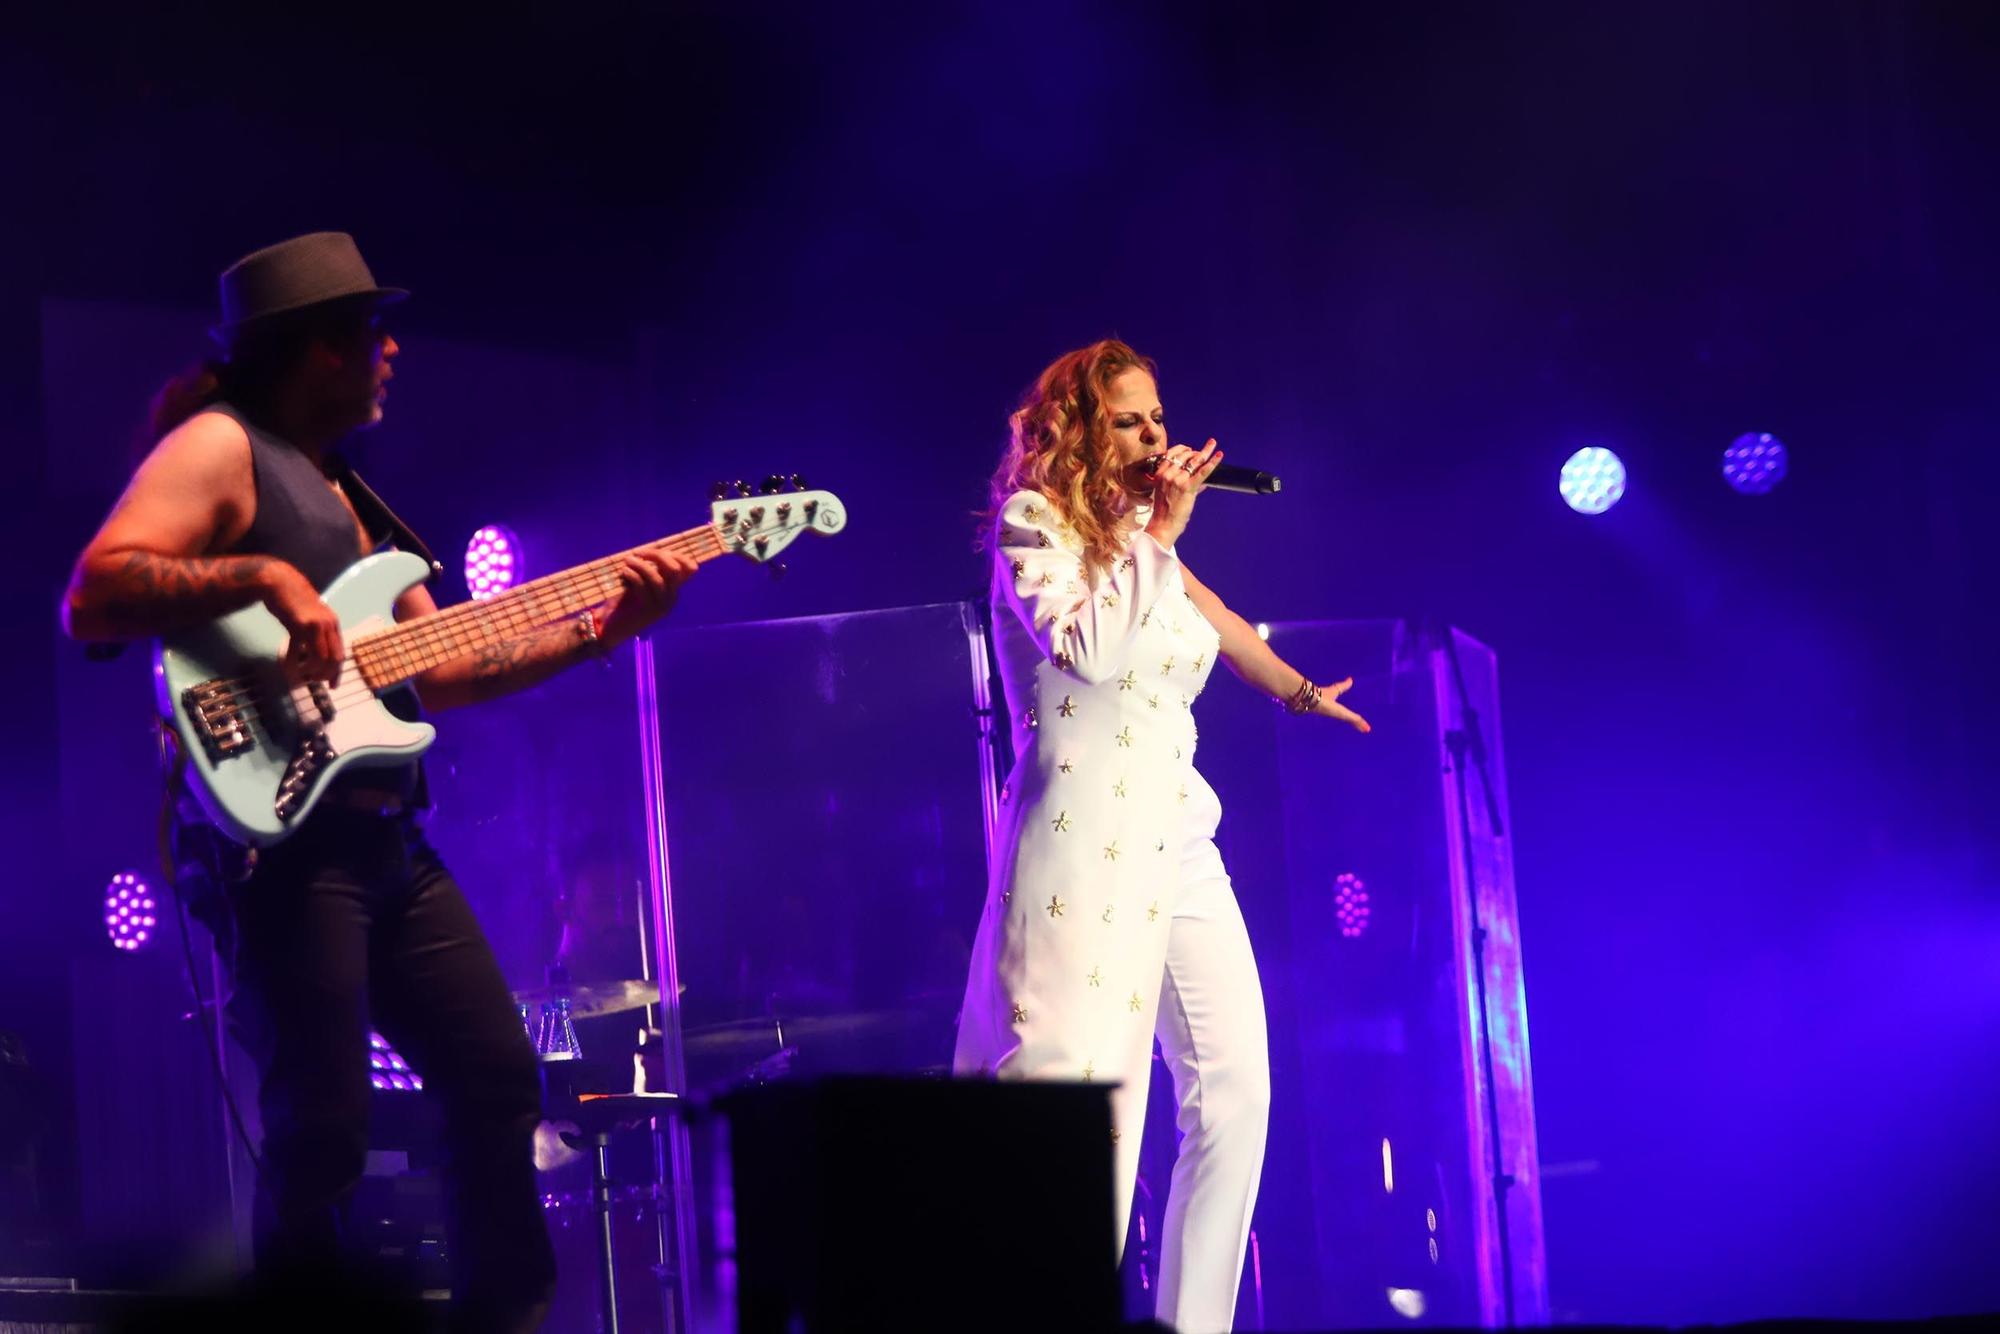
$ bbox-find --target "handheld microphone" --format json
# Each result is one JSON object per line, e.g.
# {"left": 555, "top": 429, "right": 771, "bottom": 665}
{"left": 1139, "top": 454, "right": 1283, "bottom": 495}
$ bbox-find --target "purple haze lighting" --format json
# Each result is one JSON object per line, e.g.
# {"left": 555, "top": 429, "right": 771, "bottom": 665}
{"left": 103, "top": 871, "right": 158, "bottom": 952}
{"left": 464, "top": 524, "right": 523, "bottom": 601}
{"left": 1722, "top": 431, "right": 1789, "bottom": 494}
{"left": 1559, "top": 447, "right": 1626, "bottom": 514}
{"left": 1335, "top": 872, "right": 1371, "bottom": 938}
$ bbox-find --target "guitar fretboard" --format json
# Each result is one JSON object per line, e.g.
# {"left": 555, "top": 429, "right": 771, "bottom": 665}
{"left": 349, "top": 524, "right": 726, "bottom": 688}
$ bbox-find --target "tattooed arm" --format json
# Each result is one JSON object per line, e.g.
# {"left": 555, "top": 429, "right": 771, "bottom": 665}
{"left": 394, "top": 545, "right": 698, "bottom": 712}
{"left": 63, "top": 413, "right": 340, "bottom": 669}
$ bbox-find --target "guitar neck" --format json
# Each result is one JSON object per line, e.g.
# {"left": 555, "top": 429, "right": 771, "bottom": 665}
{"left": 350, "top": 523, "right": 726, "bottom": 689}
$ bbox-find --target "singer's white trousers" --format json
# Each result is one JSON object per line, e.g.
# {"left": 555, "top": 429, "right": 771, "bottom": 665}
{"left": 1140, "top": 836, "right": 1271, "bottom": 1334}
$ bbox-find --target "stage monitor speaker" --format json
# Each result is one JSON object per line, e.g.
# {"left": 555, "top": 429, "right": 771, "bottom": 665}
{"left": 724, "top": 1077, "right": 1120, "bottom": 1333}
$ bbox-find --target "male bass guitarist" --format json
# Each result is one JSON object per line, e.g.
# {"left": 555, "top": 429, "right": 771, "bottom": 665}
{"left": 62, "top": 232, "right": 695, "bottom": 1330}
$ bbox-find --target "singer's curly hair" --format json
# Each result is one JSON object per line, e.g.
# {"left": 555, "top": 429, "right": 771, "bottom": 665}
{"left": 982, "top": 338, "right": 1155, "bottom": 580}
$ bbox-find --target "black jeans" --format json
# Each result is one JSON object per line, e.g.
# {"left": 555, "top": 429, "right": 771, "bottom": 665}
{"left": 226, "top": 808, "right": 555, "bottom": 1331}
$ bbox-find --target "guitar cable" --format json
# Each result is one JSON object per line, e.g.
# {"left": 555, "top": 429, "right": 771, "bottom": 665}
{"left": 157, "top": 723, "right": 263, "bottom": 1171}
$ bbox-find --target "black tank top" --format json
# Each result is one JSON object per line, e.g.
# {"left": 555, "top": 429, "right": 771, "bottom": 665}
{"left": 202, "top": 402, "right": 425, "bottom": 803}
{"left": 209, "top": 403, "right": 365, "bottom": 589}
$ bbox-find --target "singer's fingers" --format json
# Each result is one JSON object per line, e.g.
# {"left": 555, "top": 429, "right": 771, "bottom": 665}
{"left": 1328, "top": 700, "right": 1372, "bottom": 734}
{"left": 1196, "top": 449, "right": 1225, "bottom": 476}
{"left": 1327, "top": 677, "right": 1354, "bottom": 699}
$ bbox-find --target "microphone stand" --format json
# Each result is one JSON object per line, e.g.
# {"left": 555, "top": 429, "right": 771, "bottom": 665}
{"left": 1434, "top": 620, "right": 1516, "bottom": 1327}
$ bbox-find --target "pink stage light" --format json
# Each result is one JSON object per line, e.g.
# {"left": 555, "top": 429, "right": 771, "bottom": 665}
{"left": 104, "top": 871, "right": 158, "bottom": 952}
{"left": 464, "top": 524, "right": 523, "bottom": 601}
{"left": 1335, "top": 872, "right": 1371, "bottom": 939}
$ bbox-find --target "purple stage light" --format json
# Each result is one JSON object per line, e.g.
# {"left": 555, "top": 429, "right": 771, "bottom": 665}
{"left": 1559, "top": 447, "right": 1626, "bottom": 514}
{"left": 103, "top": 871, "right": 158, "bottom": 952}
{"left": 1335, "top": 872, "right": 1371, "bottom": 938}
{"left": 367, "top": 1030, "right": 424, "bottom": 1091}
{"left": 464, "top": 524, "right": 523, "bottom": 601}
{"left": 1722, "top": 431, "right": 1788, "bottom": 494}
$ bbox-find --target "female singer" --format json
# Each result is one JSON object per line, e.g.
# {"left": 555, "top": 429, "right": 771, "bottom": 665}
{"left": 954, "top": 339, "right": 1369, "bottom": 1333}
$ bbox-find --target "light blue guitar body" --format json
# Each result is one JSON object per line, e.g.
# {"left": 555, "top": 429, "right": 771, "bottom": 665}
{"left": 155, "top": 550, "right": 437, "bottom": 847}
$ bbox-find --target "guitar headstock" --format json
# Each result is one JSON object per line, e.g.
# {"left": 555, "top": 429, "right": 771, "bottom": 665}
{"left": 709, "top": 475, "right": 846, "bottom": 565}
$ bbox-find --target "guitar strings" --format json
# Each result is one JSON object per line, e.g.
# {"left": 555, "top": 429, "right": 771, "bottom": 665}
{"left": 181, "top": 525, "right": 726, "bottom": 714}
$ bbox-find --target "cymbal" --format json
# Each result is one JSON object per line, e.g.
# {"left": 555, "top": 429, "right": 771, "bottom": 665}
{"left": 513, "top": 978, "right": 660, "bottom": 1020}
{"left": 680, "top": 1010, "right": 929, "bottom": 1055}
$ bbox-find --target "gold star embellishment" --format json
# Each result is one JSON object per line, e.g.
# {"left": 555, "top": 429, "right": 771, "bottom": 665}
{"left": 1148, "top": 694, "right": 1160, "bottom": 710}
{"left": 1063, "top": 579, "right": 1077, "bottom": 593}
{"left": 1101, "top": 905, "right": 1115, "bottom": 924}
{"left": 1174, "top": 747, "right": 1182, "bottom": 760}
{"left": 1100, "top": 592, "right": 1118, "bottom": 608}
{"left": 1037, "top": 531, "right": 1052, "bottom": 548}
{"left": 1081, "top": 1060, "right": 1095, "bottom": 1083}
{"left": 1110, "top": 1127, "right": 1121, "bottom": 1144}
{"left": 1172, "top": 620, "right": 1184, "bottom": 635}
{"left": 1022, "top": 706, "right": 1037, "bottom": 730}
{"left": 1140, "top": 609, "right": 1152, "bottom": 626}
{"left": 1117, "top": 671, "right": 1137, "bottom": 692}
{"left": 1023, "top": 501, "right": 1041, "bottom": 522}
{"left": 1002, "top": 888, "right": 1012, "bottom": 904}
{"left": 1120, "top": 555, "right": 1136, "bottom": 572}
{"left": 1116, "top": 726, "right": 1134, "bottom": 748}
{"left": 1177, "top": 785, "right": 1189, "bottom": 804}
{"left": 1051, "top": 810, "right": 1071, "bottom": 832}
{"left": 1058, "top": 695, "right": 1077, "bottom": 718}
{"left": 1058, "top": 757, "right": 1075, "bottom": 774}
{"left": 1047, "top": 894, "right": 1065, "bottom": 918}
{"left": 1010, "top": 558, "right": 1026, "bottom": 579}
{"left": 1052, "top": 649, "right": 1074, "bottom": 671}
{"left": 1011, "top": 1002, "right": 1028, "bottom": 1024}
{"left": 1161, "top": 656, "right": 1175, "bottom": 675}
{"left": 1147, "top": 901, "right": 1160, "bottom": 922}
{"left": 1192, "top": 653, "right": 1206, "bottom": 673}
{"left": 1128, "top": 992, "right": 1143, "bottom": 1013}
{"left": 1103, "top": 840, "right": 1121, "bottom": 861}
{"left": 1112, "top": 778, "right": 1127, "bottom": 798}
{"left": 1087, "top": 966, "right": 1102, "bottom": 988}
{"left": 1037, "top": 572, "right": 1053, "bottom": 587}
{"left": 1155, "top": 838, "right": 1166, "bottom": 852}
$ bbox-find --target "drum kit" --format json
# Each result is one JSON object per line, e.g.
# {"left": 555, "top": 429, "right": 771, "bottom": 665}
{"left": 517, "top": 971, "right": 949, "bottom": 1334}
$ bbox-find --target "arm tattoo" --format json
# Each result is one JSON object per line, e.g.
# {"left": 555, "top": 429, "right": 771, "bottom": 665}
{"left": 85, "top": 551, "right": 274, "bottom": 634}
{"left": 464, "top": 621, "right": 588, "bottom": 702}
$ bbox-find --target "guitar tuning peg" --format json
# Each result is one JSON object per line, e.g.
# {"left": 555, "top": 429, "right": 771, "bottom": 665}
{"left": 709, "top": 481, "right": 730, "bottom": 501}
{"left": 760, "top": 475, "right": 785, "bottom": 495}
{"left": 768, "top": 561, "right": 787, "bottom": 581}
{"left": 788, "top": 473, "right": 807, "bottom": 491}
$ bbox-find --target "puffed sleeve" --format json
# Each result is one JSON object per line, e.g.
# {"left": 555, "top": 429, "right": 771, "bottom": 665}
{"left": 993, "top": 490, "right": 1179, "bottom": 685}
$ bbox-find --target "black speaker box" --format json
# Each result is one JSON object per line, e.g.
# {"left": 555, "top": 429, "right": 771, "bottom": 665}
{"left": 723, "top": 1077, "right": 1121, "bottom": 1333}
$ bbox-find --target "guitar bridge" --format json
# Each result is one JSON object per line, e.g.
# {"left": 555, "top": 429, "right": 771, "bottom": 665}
{"left": 182, "top": 681, "right": 255, "bottom": 760}
{"left": 273, "top": 729, "right": 336, "bottom": 823}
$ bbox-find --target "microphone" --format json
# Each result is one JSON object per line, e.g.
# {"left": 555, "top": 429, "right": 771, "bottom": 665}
{"left": 1139, "top": 454, "right": 1283, "bottom": 495}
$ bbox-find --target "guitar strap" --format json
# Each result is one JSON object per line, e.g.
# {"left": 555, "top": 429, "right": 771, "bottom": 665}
{"left": 325, "top": 454, "right": 445, "bottom": 583}
{"left": 323, "top": 454, "right": 439, "bottom": 814}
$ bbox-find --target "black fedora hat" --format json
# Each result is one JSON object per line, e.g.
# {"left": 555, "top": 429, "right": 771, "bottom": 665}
{"left": 210, "top": 231, "right": 407, "bottom": 345}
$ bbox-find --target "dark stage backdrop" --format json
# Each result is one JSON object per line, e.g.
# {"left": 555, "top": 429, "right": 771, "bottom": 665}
{"left": 5, "top": 1, "right": 1999, "bottom": 1323}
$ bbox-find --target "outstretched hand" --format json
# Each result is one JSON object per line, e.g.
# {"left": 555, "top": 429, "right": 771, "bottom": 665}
{"left": 599, "top": 544, "right": 699, "bottom": 649}
{"left": 1315, "top": 677, "right": 1372, "bottom": 733}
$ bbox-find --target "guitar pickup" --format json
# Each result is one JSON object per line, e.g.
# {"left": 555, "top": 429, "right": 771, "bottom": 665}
{"left": 182, "top": 681, "right": 255, "bottom": 760}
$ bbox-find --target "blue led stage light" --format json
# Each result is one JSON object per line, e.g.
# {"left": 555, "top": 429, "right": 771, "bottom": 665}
{"left": 1559, "top": 447, "right": 1626, "bottom": 515}
{"left": 1722, "top": 431, "right": 1788, "bottom": 495}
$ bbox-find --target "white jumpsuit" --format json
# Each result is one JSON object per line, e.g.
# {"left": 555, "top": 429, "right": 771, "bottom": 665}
{"left": 954, "top": 491, "right": 1271, "bottom": 1334}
